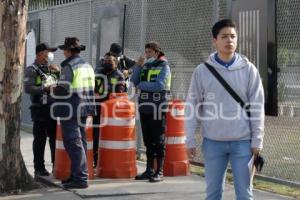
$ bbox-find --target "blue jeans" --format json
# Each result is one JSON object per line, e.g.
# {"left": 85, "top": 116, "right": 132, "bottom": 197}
{"left": 202, "top": 138, "right": 253, "bottom": 200}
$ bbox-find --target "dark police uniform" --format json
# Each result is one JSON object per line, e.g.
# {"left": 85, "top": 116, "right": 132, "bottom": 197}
{"left": 24, "top": 61, "right": 57, "bottom": 175}
{"left": 93, "top": 68, "right": 125, "bottom": 167}
{"left": 53, "top": 55, "right": 96, "bottom": 186}
{"left": 96, "top": 55, "right": 135, "bottom": 74}
{"left": 131, "top": 57, "right": 171, "bottom": 182}
{"left": 96, "top": 56, "right": 135, "bottom": 91}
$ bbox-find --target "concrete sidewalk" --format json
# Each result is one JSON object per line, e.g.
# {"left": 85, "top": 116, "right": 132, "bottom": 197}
{"left": 11, "top": 131, "right": 294, "bottom": 200}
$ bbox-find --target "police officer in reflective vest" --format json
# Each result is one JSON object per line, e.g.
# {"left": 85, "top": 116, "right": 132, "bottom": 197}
{"left": 131, "top": 41, "right": 171, "bottom": 182}
{"left": 53, "top": 37, "right": 96, "bottom": 189}
{"left": 24, "top": 43, "right": 59, "bottom": 177}
{"left": 95, "top": 43, "right": 135, "bottom": 91}
{"left": 93, "top": 52, "right": 126, "bottom": 167}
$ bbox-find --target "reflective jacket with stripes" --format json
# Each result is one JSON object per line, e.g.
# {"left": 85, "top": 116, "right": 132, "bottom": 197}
{"left": 95, "top": 68, "right": 125, "bottom": 102}
{"left": 131, "top": 57, "right": 172, "bottom": 114}
{"left": 53, "top": 55, "right": 96, "bottom": 118}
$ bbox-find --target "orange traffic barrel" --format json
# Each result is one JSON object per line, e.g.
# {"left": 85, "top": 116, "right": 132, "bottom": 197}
{"left": 85, "top": 124, "right": 94, "bottom": 180}
{"left": 53, "top": 118, "right": 71, "bottom": 179}
{"left": 53, "top": 118, "right": 95, "bottom": 180}
{"left": 97, "top": 93, "right": 137, "bottom": 178}
{"left": 164, "top": 99, "right": 190, "bottom": 176}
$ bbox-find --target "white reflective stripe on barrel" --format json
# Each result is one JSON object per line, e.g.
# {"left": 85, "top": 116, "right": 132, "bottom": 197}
{"left": 165, "top": 136, "right": 186, "bottom": 144}
{"left": 171, "top": 108, "right": 185, "bottom": 117}
{"left": 56, "top": 141, "right": 93, "bottom": 150}
{"left": 87, "top": 141, "right": 93, "bottom": 150}
{"left": 101, "top": 117, "right": 135, "bottom": 126}
{"left": 99, "top": 140, "right": 136, "bottom": 149}
{"left": 56, "top": 140, "right": 65, "bottom": 150}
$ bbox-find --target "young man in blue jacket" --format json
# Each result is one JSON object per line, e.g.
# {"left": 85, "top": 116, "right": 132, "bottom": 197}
{"left": 186, "top": 19, "right": 264, "bottom": 200}
{"left": 131, "top": 41, "right": 171, "bottom": 182}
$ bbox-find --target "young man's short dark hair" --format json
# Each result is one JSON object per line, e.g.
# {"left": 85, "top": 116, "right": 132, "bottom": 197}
{"left": 212, "top": 19, "right": 236, "bottom": 39}
{"left": 109, "top": 43, "right": 122, "bottom": 57}
{"left": 104, "top": 52, "right": 118, "bottom": 64}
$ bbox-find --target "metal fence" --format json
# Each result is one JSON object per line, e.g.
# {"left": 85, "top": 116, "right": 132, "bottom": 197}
{"left": 271, "top": 0, "right": 300, "bottom": 184}
{"left": 29, "top": 0, "right": 80, "bottom": 10}
{"left": 26, "top": 0, "right": 300, "bottom": 184}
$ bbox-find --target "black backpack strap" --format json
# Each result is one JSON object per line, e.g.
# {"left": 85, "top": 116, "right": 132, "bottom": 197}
{"left": 204, "top": 62, "right": 250, "bottom": 117}
{"left": 119, "top": 55, "right": 127, "bottom": 70}
{"left": 31, "top": 64, "right": 47, "bottom": 79}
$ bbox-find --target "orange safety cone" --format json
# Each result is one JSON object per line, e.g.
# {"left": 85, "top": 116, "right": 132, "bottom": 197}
{"left": 97, "top": 93, "right": 137, "bottom": 178}
{"left": 53, "top": 118, "right": 95, "bottom": 180}
{"left": 53, "top": 118, "right": 71, "bottom": 179}
{"left": 164, "top": 99, "right": 190, "bottom": 176}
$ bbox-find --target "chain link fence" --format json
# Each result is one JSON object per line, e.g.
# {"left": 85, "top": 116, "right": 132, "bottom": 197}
{"left": 27, "top": 0, "right": 300, "bottom": 184}
{"left": 268, "top": 0, "right": 300, "bottom": 183}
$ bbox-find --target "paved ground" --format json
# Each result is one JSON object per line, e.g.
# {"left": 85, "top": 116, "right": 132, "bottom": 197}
{"left": 1, "top": 131, "right": 293, "bottom": 200}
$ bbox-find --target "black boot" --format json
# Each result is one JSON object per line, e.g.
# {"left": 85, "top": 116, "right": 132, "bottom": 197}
{"left": 135, "top": 158, "right": 154, "bottom": 180}
{"left": 149, "top": 158, "right": 164, "bottom": 182}
{"left": 61, "top": 176, "right": 73, "bottom": 184}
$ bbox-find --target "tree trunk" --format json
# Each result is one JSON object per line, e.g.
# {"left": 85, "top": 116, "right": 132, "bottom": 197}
{"left": 0, "top": 0, "right": 37, "bottom": 193}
